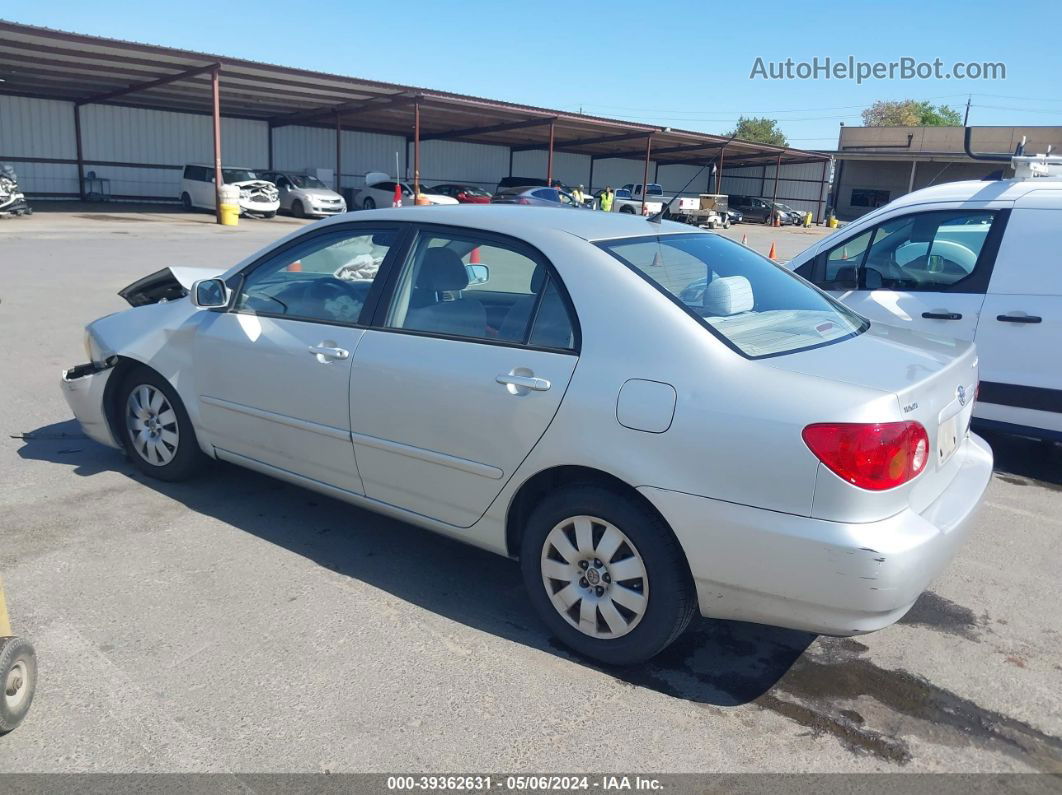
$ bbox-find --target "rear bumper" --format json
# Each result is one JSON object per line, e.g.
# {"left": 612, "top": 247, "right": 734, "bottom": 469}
{"left": 639, "top": 433, "right": 993, "bottom": 636}
{"left": 60, "top": 363, "right": 120, "bottom": 449}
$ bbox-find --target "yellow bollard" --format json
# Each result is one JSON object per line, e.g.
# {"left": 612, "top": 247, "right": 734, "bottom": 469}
{"left": 219, "top": 203, "right": 239, "bottom": 226}
{"left": 803, "top": 211, "right": 812, "bottom": 228}
{"left": 828, "top": 214, "right": 839, "bottom": 229}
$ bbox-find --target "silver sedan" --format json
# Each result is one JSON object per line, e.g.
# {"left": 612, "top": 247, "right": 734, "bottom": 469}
{"left": 60, "top": 206, "right": 992, "bottom": 664}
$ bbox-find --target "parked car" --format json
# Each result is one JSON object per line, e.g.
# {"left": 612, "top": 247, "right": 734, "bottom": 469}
{"left": 179, "top": 165, "right": 279, "bottom": 218}
{"left": 61, "top": 206, "right": 991, "bottom": 665}
{"left": 729, "top": 195, "right": 789, "bottom": 225}
{"left": 357, "top": 172, "right": 458, "bottom": 210}
{"left": 491, "top": 186, "right": 583, "bottom": 208}
{"left": 726, "top": 209, "right": 743, "bottom": 225}
{"left": 259, "top": 171, "right": 345, "bottom": 218}
{"left": 790, "top": 170, "right": 1062, "bottom": 443}
{"left": 775, "top": 203, "right": 806, "bottom": 225}
{"left": 430, "top": 184, "right": 492, "bottom": 204}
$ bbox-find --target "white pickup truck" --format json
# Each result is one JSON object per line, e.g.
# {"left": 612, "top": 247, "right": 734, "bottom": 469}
{"left": 606, "top": 184, "right": 663, "bottom": 215}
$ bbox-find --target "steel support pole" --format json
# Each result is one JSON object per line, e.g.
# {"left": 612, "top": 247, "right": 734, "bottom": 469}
{"left": 640, "top": 135, "right": 653, "bottom": 215}
{"left": 413, "top": 102, "right": 421, "bottom": 197}
{"left": 907, "top": 160, "right": 917, "bottom": 193}
{"left": 816, "top": 158, "right": 829, "bottom": 222}
{"left": 716, "top": 144, "right": 726, "bottom": 193}
{"left": 73, "top": 104, "right": 85, "bottom": 201}
{"left": 267, "top": 124, "right": 273, "bottom": 171}
{"left": 335, "top": 113, "right": 342, "bottom": 193}
{"left": 771, "top": 154, "right": 781, "bottom": 214}
{"left": 546, "top": 119, "right": 555, "bottom": 185}
{"left": 211, "top": 67, "right": 223, "bottom": 224}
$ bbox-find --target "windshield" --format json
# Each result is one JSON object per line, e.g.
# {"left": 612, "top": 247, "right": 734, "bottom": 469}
{"left": 222, "top": 169, "right": 257, "bottom": 183}
{"left": 597, "top": 233, "right": 868, "bottom": 358}
{"left": 290, "top": 174, "right": 327, "bottom": 189}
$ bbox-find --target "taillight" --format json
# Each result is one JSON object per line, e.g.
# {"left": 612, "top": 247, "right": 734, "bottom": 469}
{"left": 802, "top": 421, "right": 929, "bottom": 491}
{"left": 517, "top": 198, "right": 531, "bottom": 205}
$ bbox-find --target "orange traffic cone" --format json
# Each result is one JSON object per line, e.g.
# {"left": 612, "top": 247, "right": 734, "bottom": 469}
{"left": 392, "top": 184, "right": 402, "bottom": 208}
{"left": 768, "top": 242, "right": 777, "bottom": 261}
{"left": 840, "top": 245, "right": 849, "bottom": 260}
{"left": 287, "top": 260, "right": 302, "bottom": 272}
{"left": 773, "top": 212, "right": 781, "bottom": 228}
{"left": 469, "top": 247, "right": 481, "bottom": 264}
{"left": 741, "top": 233, "right": 748, "bottom": 246}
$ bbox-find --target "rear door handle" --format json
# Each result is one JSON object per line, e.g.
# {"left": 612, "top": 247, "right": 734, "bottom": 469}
{"left": 922, "top": 311, "right": 963, "bottom": 320}
{"left": 308, "top": 345, "right": 350, "bottom": 360}
{"left": 997, "top": 314, "right": 1042, "bottom": 324}
{"left": 496, "top": 374, "right": 551, "bottom": 392}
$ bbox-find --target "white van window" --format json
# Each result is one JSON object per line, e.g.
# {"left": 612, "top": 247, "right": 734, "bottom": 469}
{"left": 863, "top": 211, "right": 997, "bottom": 291}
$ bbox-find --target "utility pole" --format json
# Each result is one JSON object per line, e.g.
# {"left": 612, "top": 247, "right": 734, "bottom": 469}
{"left": 963, "top": 95, "right": 971, "bottom": 126}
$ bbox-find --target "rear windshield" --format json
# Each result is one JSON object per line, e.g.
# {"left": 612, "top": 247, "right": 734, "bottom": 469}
{"left": 597, "top": 233, "right": 868, "bottom": 359}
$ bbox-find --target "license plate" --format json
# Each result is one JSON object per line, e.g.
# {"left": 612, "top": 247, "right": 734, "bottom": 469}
{"left": 938, "top": 415, "right": 960, "bottom": 465}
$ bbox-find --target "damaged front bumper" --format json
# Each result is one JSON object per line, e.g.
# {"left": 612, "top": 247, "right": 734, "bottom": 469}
{"left": 61, "top": 360, "right": 120, "bottom": 449}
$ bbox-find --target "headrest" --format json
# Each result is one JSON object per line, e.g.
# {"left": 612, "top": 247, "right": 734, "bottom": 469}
{"left": 702, "top": 275, "right": 754, "bottom": 316}
{"left": 417, "top": 248, "right": 469, "bottom": 292}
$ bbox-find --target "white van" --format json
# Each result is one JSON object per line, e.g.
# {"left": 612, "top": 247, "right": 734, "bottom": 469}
{"left": 790, "top": 154, "right": 1061, "bottom": 443}
{"left": 179, "top": 165, "right": 280, "bottom": 218}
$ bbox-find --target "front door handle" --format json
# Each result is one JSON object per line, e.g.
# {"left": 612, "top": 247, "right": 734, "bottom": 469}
{"left": 308, "top": 344, "right": 350, "bottom": 361}
{"left": 922, "top": 311, "right": 963, "bottom": 320}
{"left": 997, "top": 314, "right": 1042, "bottom": 324}
{"left": 496, "top": 373, "right": 551, "bottom": 392}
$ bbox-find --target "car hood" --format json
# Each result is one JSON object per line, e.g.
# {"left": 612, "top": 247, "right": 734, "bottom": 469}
{"left": 231, "top": 179, "right": 274, "bottom": 190}
{"left": 296, "top": 187, "right": 343, "bottom": 199}
{"left": 118, "top": 266, "right": 225, "bottom": 307}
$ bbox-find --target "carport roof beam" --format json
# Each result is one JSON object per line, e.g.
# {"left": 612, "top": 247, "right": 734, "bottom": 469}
{"left": 512, "top": 130, "right": 657, "bottom": 153}
{"left": 420, "top": 116, "right": 558, "bottom": 143}
{"left": 74, "top": 62, "right": 221, "bottom": 106}
{"left": 271, "top": 92, "right": 423, "bottom": 127}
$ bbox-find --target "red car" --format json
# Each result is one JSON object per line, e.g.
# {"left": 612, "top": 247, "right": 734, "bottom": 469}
{"left": 429, "top": 183, "right": 492, "bottom": 204}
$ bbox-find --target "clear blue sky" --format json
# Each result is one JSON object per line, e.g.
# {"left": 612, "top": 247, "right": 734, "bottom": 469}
{"left": 6, "top": 1, "right": 1061, "bottom": 148}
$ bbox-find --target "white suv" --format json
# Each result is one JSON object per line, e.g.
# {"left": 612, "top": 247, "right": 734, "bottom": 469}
{"left": 179, "top": 165, "right": 280, "bottom": 218}
{"left": 791, "top": 170, "right": 1061, "bottom": 442}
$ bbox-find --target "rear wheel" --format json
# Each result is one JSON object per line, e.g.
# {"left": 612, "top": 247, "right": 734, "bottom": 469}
{"left": 619, "top": 205, "right": 635, "bottom": 215}
{"left": 0, "top": 637, "right": 36, "bottom": 734}
{"left": 181, "top": 192, "right": 192, "bottom": 211}
{"left": 117, "top": 367, "right": 206, "bottom": 481}
{"left": 292, "top": 200, "right": 305, "bottom": 218}
{"left": 520, "top": 485, "right": 696, "bottom": 665}
{"left": 363, "top": 197, "right": 376, "bottom": 210}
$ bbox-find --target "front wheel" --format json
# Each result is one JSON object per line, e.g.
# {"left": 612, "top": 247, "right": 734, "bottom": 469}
{"left": 292, "top": 200, "right": 305, "bottom": 218}
{"left": 363, "top": 197, "right": 376, "bottom": 210}
{"left": 619, "top": 205, "right": 635, "bottom": 215}
{"left": 520, "top": 485, "right": 696, "bottom": 665}
{"left": 118, "top": 367, "right": 206, "bottom": 481}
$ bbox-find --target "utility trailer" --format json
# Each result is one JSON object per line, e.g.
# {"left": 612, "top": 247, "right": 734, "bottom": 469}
{"left": 667, "top": 193, "right": 730, "bottom": 229}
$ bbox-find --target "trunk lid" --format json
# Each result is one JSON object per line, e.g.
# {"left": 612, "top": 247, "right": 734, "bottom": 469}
{"left": 764, "top": 322, "right": 979, "bottom": 511}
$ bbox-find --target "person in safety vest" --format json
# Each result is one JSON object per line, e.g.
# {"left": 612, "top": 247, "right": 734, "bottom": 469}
{"left": 599, "top": 186, "right": 614, "bottom": 212}
{"left": 572, "top": 185, "right": 585, "bottom": 205}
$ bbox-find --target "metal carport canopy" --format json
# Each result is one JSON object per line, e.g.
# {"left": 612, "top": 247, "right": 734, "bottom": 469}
{"left": 0, "top": 20, "right": 828, "bottom": 169}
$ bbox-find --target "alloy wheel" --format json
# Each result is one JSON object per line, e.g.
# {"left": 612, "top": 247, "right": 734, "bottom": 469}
{"left": 540, "top": 515, "right": 649, "bottom": 639}
{"left": 125, "top": 384, "right": 180, "bottom": 466}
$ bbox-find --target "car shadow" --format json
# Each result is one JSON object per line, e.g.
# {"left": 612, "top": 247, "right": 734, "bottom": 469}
{"left": 17, "top": 419, "right": 813, "bottom": 706}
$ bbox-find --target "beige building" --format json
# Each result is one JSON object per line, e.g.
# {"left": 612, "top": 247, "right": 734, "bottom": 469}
{"left": 827, "top": 125, "right": 1062, "bottom": 219}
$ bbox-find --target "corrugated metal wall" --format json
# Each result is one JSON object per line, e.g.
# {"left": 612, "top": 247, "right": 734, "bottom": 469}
{"left": 0, "top": 95, "right": 79, "bottom": 195}
{"left": 511, "top": 150, "right": 592, "bottom": 189}
{"left": 413, "top": 140, "right": 509, "bottom": 191}
{"left": 722, "top": 161, "right": 830, "bottom": 219}
{"left": 590, "top": 158, "right": 656, "bottom": 192}
{"left": 656, "top": 164, "right": 714, "bottom": 196}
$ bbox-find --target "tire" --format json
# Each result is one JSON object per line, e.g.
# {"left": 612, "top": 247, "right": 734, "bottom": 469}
{"left": 181, "top": 192, "right": 193, "bottom": 211}
{"left": 363, "top": 197, "right": 376, "bottom": 210}
{"left": 262, "top": 212, "right": 276, "bottom": 219}
{"left": 520, "top": 485, "right": 697, "bottom": 665}
{"left": 0, "top": 637, "right": 37, "bottom": 734}
{"left": 117, "top": 366, "right": 206, "bottom": 482}
{"left": 619, "top": 205, "right": 635, "bottom": 215}
{"left": 292, "top": 200, "right": 305, "bottom": 218}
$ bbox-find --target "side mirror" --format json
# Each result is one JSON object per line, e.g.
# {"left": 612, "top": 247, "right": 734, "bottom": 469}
{"left": 465, "top": 264, "right": 489, "bottom": 286}
{"left": 192, "top": 278, "right": 228, "bottom": 308}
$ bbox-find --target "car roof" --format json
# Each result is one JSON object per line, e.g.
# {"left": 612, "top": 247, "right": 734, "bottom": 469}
{"left": 325, "top": 205, "right": 697, "bottom": 241}
{"left": 886, "top": 178, "right": 1062, "bottom": 207}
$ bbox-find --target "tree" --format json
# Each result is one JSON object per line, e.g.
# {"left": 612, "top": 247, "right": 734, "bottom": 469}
{"left": 861, "top": 100, "right": 963, "bottom": 127}
{"left": 726, "top": 116, "right": 788, "bottom": 147}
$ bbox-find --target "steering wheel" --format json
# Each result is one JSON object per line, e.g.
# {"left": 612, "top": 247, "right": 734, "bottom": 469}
{"left": 307, "top": 277, "right": 360, "bottom": 301}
